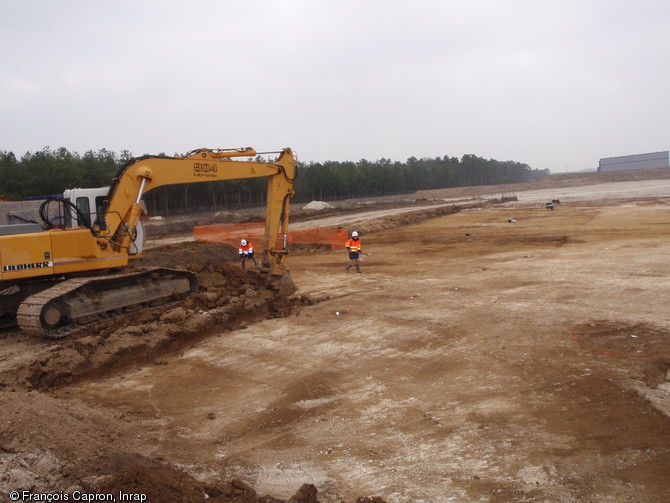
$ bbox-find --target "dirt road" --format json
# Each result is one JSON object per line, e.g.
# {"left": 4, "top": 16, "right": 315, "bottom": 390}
{"left": 1, "top": 179, "right": 670, "bottom": 502}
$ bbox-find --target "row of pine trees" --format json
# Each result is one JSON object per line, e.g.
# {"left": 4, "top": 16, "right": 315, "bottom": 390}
{"left": 0, "top": 148, "right": 548, "bottom": 215}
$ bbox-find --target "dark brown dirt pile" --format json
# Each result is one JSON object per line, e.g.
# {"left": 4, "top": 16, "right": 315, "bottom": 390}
{"left": 5, "top": 242, "right": 316, "bottom": 390}
{"left": 95, "top": 463, "right": 312, "bottom": 503}
{"left": 132, "top": 241, "right": 240, "bottom": 268}
{"left": 96, "top": 462, "right": 386, "bottom": 502}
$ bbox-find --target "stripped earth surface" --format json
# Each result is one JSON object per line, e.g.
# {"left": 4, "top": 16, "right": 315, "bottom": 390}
{"left": 1, "top": 173, "right": 670, "bottom": 502}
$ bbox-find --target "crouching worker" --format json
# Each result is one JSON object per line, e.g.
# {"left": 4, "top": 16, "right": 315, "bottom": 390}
{"left": 239, "top": 239, "right": 260, "bottom": 269}
{"left": 345, "top": 231, "right": 363, "bottom": 273}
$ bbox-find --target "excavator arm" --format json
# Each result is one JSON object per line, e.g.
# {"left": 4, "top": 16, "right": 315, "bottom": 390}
{"left": 100, "top": 147, "right": 295, "bottom": 274}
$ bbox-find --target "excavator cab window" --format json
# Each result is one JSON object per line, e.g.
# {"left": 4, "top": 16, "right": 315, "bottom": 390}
{"left": 75, "top": 197, "right": 91, "bottom": 227}
{"left": 62, "top": 197, "right": 92, "bottom": 229}
{"left": 94, "top": 196, "right": 106, "bottom": 228}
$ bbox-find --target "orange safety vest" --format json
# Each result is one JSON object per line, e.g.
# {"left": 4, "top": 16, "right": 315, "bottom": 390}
{"left": 239, "top": 242, "right": 254, "bottom": 254}
{"left": 344, "top": 238, "right": 361, "bottom": 252}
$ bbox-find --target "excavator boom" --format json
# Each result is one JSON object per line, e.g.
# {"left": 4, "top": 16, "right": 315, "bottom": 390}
{"left": 96, "top": 147, "right": 295, "bottom": 273}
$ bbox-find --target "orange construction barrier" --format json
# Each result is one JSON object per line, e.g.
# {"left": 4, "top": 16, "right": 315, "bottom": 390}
{"left": 193, "top": 223, "right": 266, "bottom": 248}
{"left": 288, "top": 227, "right": 350, "bottom": 249}
{"left": 193, "top": 223, "right": 349, "bottom": 250}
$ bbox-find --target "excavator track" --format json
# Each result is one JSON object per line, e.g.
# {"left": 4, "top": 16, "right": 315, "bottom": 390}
{"left": 16, "top": 268, "right": 198, "bottom": 338}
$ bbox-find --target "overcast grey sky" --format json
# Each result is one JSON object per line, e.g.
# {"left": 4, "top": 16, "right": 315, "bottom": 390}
{"left": 1, "top": 1, "right": 668, "bottom": 173}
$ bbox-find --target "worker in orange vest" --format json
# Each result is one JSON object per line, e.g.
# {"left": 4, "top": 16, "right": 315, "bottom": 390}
{"left": 344, "top": 231, "right": 363, "bottom": 273}
{"left": 239, "top": 239, "right": 260, "bottom": 269}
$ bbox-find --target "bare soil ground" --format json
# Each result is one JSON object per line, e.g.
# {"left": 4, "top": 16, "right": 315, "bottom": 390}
{"left": 1, "top": 174, "right": 670, "bottom": 502}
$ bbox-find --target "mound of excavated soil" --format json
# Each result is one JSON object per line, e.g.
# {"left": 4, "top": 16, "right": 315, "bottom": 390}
{"left": 131, "top": 241, "right": 240, "bottom": 268}
{"left": 96, "top": 463, "right": 323, "bottom": 503}
{"left": 8, "top": 243, "right": 316, "bottom": 390}
{"left": 302, "top": 201, "right": 335, "bottom": 211}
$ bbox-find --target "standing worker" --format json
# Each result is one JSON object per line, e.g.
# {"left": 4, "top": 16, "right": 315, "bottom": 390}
{"left": 345, "top": 231, "right": 363, "bottom": 273}
{"left": 239, "top": 239, "right": 260, "bottom": 269}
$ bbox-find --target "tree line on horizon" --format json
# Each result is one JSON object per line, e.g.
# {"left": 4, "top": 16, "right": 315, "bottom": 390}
{"left": 0, "top": 147, "right": 549, "bottom": 215}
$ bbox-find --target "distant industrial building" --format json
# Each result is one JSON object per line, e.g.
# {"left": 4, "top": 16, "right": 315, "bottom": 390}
{"left": 598, "top": 151, "right": 669, "bottom": 173}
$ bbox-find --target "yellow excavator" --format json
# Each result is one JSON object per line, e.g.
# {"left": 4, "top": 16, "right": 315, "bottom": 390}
{"left": 0, "top": 147, "right": 295, "bottom": 337}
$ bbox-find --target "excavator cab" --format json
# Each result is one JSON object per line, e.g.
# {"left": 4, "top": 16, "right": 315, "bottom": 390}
{"left": 62, "top": 187, "right": 109, "bottom": 229}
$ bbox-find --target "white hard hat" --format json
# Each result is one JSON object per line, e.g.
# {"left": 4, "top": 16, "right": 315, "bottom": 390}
{"left": 240, "top": 239, "right": 247, "bottom": 246}
{"left": 351, "top": 231, "right": 358, "bottom": 237}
